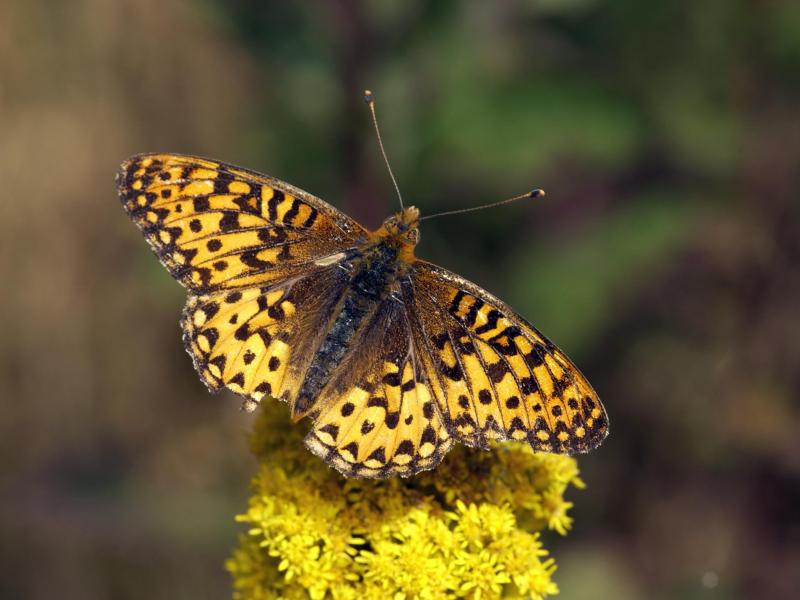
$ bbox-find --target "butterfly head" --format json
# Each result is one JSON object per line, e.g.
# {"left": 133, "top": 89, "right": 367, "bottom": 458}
{"left": 379, "top": 206, "right": 420, "bottom": 248}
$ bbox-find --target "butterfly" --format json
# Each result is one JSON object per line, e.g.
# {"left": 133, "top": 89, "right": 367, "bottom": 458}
{"left": 117, "top": 147, "right": 608, "bottom": 478}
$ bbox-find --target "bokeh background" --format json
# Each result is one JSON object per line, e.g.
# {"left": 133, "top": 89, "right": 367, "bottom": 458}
{"left": 2, "top": 1, "right": 799, "bottom": 598}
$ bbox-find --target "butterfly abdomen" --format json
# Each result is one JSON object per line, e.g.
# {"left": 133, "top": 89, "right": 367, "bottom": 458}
{"left": 293, "top": 242, "right": 401, "bottom": 419}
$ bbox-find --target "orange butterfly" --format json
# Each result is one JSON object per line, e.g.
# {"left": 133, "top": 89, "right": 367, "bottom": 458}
{"left": 117, "top": 93, "right": 608, "bottom": 478}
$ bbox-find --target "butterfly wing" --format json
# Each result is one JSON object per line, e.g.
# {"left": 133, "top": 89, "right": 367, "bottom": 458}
{"left": 118, "top": 153, "right": 607, "bottom": 473}
{"left": 182, "top": 264, "right": 354, "bottom": 405}
{"left": 117, "top": 153, "right": 367, "bottom": 293}
{"left": 305, "top": 290, "right": 454, "bottom": 478}
{"left": 118, "top": 153, "right": 366, "bottom": 407}
{"left": 402, "top": 260, "right": 609, "bottom": 455}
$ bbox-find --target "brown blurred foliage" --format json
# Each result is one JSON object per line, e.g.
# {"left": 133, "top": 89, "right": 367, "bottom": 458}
{"left": 1, "top": 1, "right": 799, "bottom": 599}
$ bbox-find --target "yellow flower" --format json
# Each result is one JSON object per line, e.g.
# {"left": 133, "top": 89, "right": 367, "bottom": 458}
{"left": 227, "top": 408, "right": 584, "bottom": 599}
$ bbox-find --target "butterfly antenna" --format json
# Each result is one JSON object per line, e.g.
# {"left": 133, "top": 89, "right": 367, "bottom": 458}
{"left": 420, "top": 189, "right": 546, "bottom": 221}
{"left": 364, "top": 90, "right": 404, "bottom": 210}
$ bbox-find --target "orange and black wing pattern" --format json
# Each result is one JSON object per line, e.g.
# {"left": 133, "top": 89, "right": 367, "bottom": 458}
{"left": 117, "top": 153, "right": 365, "bottom": 408}
{"left": 403, "top": 261, "right": 609, "bottom": 455}
{"left": 117, "top": 153, "right": 366, "bottom": 293}
{"left": 118, "top": 153, "right": 608, "bottom": 478}
{"left": 305, "top": 292, "right": 453, "bottom": 478}
{"left": 180, "top": 265, "right": 352, "bottom": 407}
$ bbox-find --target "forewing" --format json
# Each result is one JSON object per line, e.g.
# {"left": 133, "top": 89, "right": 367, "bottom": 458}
{"left": 117, "top": 153, "right": 366, "bottom": 293}
{"left": 182, "top": 263, "right": 351, "bottom": 408}
{"left": 305, "top": 293, "right": 453, "bottom": 478}
{"left": 403, "top": 261, "right": 608, "bottom": 454}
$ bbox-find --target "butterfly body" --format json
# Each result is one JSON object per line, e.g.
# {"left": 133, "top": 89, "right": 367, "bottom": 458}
{"left": 293, "top": 206, "right": 420, "bottom": 419}
{"left": 118, "top": 153, "right": 608, "bottom": 478}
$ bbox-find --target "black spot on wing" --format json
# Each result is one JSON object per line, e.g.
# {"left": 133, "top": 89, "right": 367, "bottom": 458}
{"left": 382, "top": 372, "right": 401, "bottom": 387}
{"left": 202, "top": 302, "right": 220, "bottom": 320}
{"left": 241, "top": 250, "right": 274, "bottom": 270}
{"left": 432, "top": 332, "right": 449, "bottom": 350}
{"left": 396, "top": 440, "right": 414, "bottom": 455}
{"left": 367, "top": 396, "right": 388, "bottom": 409}
{"left": 267, "top": 190, "right": 284, "bottom": 221}
{"left": 422, "top": 401, "right": 434, "bottom": 419}
{"left": 524, "top": 344, "right": 546, "bottom": 368}
{"left": 267, "top": 302, "right": 286, "bottom": 321}
{"left": 474, "top": 309, "right": 500, "bottom": 335}
{"left": 319, "top": 423, "right": 339, "bottom": 442}
{"left": 219, "top": 211, "right": 240, "bottom": 232}
{"left": 283, "top": 198, "right": 301, "bottom": 225}
{"left": 202, "top": 327, "right": 219, "bottom": 348}
{"left": 254, "top": 381, "right": 272, "bottom": 395}
{"left": 341, "top": 441, "right": 359, "bottom": 460}
{"left": 420, "top": 426, "right": 436, "bottom": 445}
{"left": 302, "top": 207, "right": 318, "bottom": 228}
{"left": 208, "top": 354, "right": 226, "bottom": 376}
{"left": 440, "top": 360, "right": 463, "bottom": 381}
{"left": 385, "top": 412, "right": 400, "bottom": 429}
{"left": 448, "top": 290, "right": 466, "bottom": 315}
{"left": 213, "top": 170, "right": 234, "bottom": 194}
{"left": 463, "top": 299, "right": 484, "bottom": 327}
{"left": 519, "top": 377, "right": 538, "bottom": 395}
{"left": 486, "top": 360, "right": 509, "bottom": 383}
{"left": 367, "top": 447, "right": 386, "bottom": 464}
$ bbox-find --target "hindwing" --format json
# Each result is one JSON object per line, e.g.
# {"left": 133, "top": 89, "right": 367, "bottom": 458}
{"left": 182, "top": 265, "right": 351, "bottom": 409}
{"left": 305, "top": 291, "right": 453, "bottom": 478}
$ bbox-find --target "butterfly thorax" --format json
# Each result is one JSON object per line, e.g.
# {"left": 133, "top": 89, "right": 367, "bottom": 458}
{"left": 292, "top": 206, "right": 420, "bottom": 421}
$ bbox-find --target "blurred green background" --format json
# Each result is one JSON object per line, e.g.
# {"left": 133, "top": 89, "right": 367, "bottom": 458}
{"left": 2, "top": 1, "right": 799, "bottom": 598}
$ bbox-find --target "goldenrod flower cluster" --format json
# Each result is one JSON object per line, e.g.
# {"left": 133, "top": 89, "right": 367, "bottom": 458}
{"left": 227, "top": 408, "right": 584, "bottom": 599}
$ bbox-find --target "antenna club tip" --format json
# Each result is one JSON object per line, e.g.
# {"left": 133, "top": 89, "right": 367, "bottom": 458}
{"left": 363, "top": 89, "right": 374, "bottom": 104}
{"left": 529, "top": 188, "right": 546, "bottom": 198}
